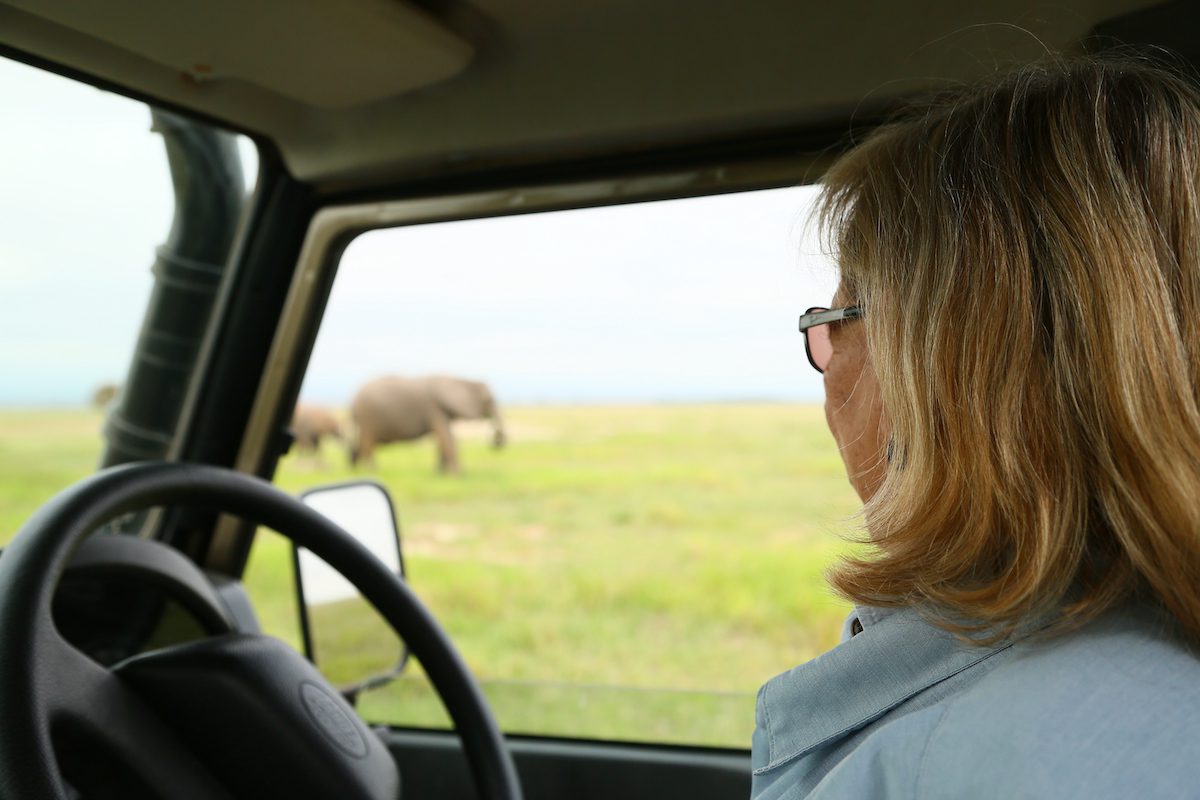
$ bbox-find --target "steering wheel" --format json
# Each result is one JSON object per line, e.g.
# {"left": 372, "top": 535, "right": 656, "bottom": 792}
{"left": 0, "top": 461, "right": 524, "bottom": 800}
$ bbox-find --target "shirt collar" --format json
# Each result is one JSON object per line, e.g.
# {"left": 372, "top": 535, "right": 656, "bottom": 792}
{"left": 754, "top": 606, "right": 1016, "bottom": 775}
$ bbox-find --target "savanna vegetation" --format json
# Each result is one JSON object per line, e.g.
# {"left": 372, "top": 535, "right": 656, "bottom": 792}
{"left": 0, "top": 404, "right": 861, "bottom": 748}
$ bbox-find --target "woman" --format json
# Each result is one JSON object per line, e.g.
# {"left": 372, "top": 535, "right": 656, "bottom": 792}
{"left": 755, "top": 56, "right": 1200, "bottom": 798}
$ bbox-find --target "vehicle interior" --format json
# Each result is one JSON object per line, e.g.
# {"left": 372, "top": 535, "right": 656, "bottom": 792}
{"left": 1, "top": 0, "right": 1196, "bottom": 798}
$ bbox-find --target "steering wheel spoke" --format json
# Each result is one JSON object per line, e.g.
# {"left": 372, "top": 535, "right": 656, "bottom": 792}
{"left": 40, "top": 627, "right": 234, "bottom": 800}
{"left": 38, "top": 623, "right": 109, "bottom": 717}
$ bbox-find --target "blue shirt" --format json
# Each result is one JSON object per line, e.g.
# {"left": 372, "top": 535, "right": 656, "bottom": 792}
{"left": 751, "top": 603, "right": 1200, "bottom": 799}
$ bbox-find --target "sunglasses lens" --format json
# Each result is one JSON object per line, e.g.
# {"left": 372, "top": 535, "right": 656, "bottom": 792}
{"left": 807, "top": 323, "right": 833, "bottom": 372}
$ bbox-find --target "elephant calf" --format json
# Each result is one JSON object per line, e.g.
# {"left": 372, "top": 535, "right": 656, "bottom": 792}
{"left": 349, "top": 375, "right": 506, "bottom": 474}
{"left": 291, "top": 405, "right": 343, "bottom": 456}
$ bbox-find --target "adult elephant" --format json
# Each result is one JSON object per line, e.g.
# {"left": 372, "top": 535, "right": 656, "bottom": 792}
{"left": 349, "top": 375, "right": 507, "bottom": 474}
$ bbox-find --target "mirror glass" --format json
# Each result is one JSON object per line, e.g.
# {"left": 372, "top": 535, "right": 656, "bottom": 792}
{"left": 295, "top": 481, "right": 407, "bottom": 691}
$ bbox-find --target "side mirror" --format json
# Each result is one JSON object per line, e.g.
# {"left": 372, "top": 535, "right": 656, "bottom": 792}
{"left": 294, "top": 480, "right": 408, "bottom": 698}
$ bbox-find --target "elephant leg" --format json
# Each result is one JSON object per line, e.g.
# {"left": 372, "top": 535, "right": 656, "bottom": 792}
{"left": 431, "top": 412, "right": 461, "bottom": 475}
{"left": 351, "top": 428, "right": 377, "bottom": 471}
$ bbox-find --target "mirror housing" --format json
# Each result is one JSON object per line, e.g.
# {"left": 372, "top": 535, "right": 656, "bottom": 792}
{"left": 293, "top": 481, "right": 408, "bottom": 698}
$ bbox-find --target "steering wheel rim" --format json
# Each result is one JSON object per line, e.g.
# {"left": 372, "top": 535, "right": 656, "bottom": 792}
{"left": 0, "top": 461, "right": 523, "bottom": 800}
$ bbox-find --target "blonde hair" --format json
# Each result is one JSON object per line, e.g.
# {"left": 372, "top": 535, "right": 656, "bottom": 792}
{"left": 819, "top": 55, "right": 1200, "bottom": 642}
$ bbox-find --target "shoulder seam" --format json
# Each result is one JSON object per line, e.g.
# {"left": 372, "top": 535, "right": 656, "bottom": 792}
{"left": 915, "top": 698, "right": 956, "bottom": 796}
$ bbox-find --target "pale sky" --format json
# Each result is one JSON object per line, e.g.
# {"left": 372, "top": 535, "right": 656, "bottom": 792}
{"left": 0, "top": 55, "right": 839, "bottom": 408}
{"left": 304, "top": 187, "right": 838, "bottom": 405}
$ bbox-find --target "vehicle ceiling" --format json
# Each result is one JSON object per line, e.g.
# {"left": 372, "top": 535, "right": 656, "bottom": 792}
{"left": 0, "top": 0, "right": 1190, "bottom": 193}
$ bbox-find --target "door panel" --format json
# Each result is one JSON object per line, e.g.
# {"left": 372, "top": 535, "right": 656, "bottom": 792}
{"left": 386, "top": 729, "right": 750, "bottom": 800}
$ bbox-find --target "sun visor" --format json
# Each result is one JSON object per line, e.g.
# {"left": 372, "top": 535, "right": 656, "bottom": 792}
{"left": 3, "top": 0, "right": 474, "bottom": 109}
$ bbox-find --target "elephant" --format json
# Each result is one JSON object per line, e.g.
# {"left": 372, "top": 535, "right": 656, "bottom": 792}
{"left": 90, "top": 382, "right": 120, "bottom": 409}
{"left": 349, "top": 375, "right": 506, "bottom": 474}
{"left": 291, "top": 405, "right": 343, "bottom": 456}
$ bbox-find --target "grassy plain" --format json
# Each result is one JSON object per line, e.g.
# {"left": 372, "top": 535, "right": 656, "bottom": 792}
{"left": 0, "top": 404, "right": 862, "bottom": 748}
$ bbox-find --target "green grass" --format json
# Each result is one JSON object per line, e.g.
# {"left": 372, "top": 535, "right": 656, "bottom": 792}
{"left": 0, "top": 409, "right": 109, "bottom": 538}
{"left": 0, "top": 404, "right": 863, "bottom": 748}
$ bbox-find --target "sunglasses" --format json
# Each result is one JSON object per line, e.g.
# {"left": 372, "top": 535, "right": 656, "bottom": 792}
{"left": 798, "top": 306, "right": 863, "bottom": 373}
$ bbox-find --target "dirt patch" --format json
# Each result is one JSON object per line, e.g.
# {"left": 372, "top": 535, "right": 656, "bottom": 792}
{"left": 406, "top": 522, "right": 480, "bottom": 556}
{"left": 403, "top": 521, "right": 557, "bottom": 565}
